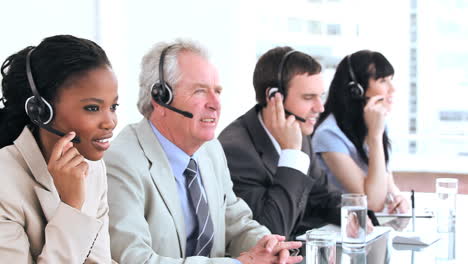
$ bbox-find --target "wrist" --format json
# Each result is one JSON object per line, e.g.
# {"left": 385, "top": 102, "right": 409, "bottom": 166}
{"left": 237, "top": 252, "right": 254, "bottom": 264}
{"left": 366, "top": 136, "right": 382, "bottom": 147}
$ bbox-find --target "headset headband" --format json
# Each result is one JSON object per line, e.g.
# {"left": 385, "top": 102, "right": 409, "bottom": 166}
{"left": 347, "top": 54, "right": 358, "bottom": 85}
{"left": 159, "top": 45, "right": 174, "bottom": 87}
{"left": 277, "top": 50, "right": 298, "bottom": 93}
{"left": 26, "top": 48, "right": 40, "bottom": 99}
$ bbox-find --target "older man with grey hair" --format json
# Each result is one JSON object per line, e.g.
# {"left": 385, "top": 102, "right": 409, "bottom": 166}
{"left": 104, "top": 39, "right": 302, "bottom": 264}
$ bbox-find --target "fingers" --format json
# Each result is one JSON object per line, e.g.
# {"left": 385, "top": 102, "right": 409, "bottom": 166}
{"left": 389, "top": 195, "right": 409, "bottom": 213}
{"left": 259, "top": 234, "right": 285, "bottom": 252}
{"left": 56, "top": 146, "right": 81, "bottom": 166}
{"left": 366, "top": 217, "right": 374, "bottom": 234}
{"left": 264, "top": 237, "right": 279, "bottom": 253}
{"left": 286, "top": 255, "right": 304, "bottom": 264}
{"left": 278, "top": 248, "right": 289, "bottom": 264}
{"left": 273, "top": 241, "right": 302, "bottom": 254}
{"left": 365, "top": 95, "right": 385, "bottom": 107}
{"left": 49, "top": 132, "right": 77, "bottom": 162}
{"left": 388, "top": 201, "right": 400, "bottom": 214}
{"left": 273, "top": 92, "right": 286, "bottom": 123}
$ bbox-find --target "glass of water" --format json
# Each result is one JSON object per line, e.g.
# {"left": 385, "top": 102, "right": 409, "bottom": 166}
{"left": 436, "top": 178, "right": 458, "bottom": 232}
{"left": 341, "top": 193, "right": 367, "bottom": 251}
{"left": 306, "top": 229, "right": 336, "bottom": 264}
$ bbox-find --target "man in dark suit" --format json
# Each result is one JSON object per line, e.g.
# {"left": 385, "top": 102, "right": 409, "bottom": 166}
{"left": 218, "top": 47, "right": 341, "bottom": 240}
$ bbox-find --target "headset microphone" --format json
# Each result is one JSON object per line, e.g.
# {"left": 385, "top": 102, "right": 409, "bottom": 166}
{"left": 151, "top": 45, "right": 194, "bottom": 119}
{"left": 267, "top": 50, "right": 307, "bottom": 123}
{"left": 151, "top": 89, "right": 194, "bottom": 118}
{"left": 268, "top": 88, "right": 306, "bottom": 122}
{"left": 24, "top": 48, "right": 81, "bottom": 143}
{"left": 30, "top": 117, "right": 78, "bottom": 141}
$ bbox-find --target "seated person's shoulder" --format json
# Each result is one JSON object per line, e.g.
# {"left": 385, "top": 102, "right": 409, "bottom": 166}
{"left": 105, "top": 122, "right": 148, "bottom": 159}
{"left": 219, "top": 116, "right": 248, "bottom": 141}
{"left": 312, "top": 115, "right": 349, "bottom": 152}
{"left": 200, "top": 138, "right": 225, "bottom": 157}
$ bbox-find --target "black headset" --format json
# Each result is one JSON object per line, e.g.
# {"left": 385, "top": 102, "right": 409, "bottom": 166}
{"left": 346, "top": 54, "right": 364, "bottom": 99}
{"left": 24, "top": 49, "right": 54, "bottom": 126}
{"left": 24, "top": 48, "right": 80, "bottom": 143}
{"left": 268, "top": 49, "right": 298, "bottom": 100}
{"left": 150, "top": 45, "right": 193, "bottom": 118}
{"left": 267, "top": 49, "right": 306, "bottom": 123}
{"left": 151, "top": 45, "right": 174, "bottom": 105}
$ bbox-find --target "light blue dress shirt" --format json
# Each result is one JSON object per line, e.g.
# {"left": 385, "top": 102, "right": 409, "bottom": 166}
{"left": 150, "top": 122, "right": 241, "bottom": 263}
{"left": 150, "top": 122, "right": 202, "bottom": 256}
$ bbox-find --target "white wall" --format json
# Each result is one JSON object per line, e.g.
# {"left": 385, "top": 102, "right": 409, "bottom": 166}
{"left": 0, "top": 0, "right": 97, "bottom": 65}
{"left": 99, "top": 0, "right": 259, "bottom": 135}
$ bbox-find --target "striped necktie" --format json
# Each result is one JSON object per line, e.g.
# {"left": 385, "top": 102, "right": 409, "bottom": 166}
{"left": 184, "top": 158, "right": 214, "bottom": 256}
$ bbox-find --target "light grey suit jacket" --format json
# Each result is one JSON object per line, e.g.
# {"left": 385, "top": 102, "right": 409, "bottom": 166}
{"left": 0, "top": 127, "right": 113, "bottom": 263}
{"left": 105, "top": 119, "right": 270, "bottom": 264}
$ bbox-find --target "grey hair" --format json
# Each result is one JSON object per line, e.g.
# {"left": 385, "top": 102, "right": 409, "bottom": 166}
{"left": 137, "top": 39, "right": 209, "bottom": 118}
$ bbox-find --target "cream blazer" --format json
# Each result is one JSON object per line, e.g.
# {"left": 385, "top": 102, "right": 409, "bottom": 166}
{"left": 105, "top": 119, "right": 270, "bottom": 264}
{"left": 0, "top": 127, "right": 113, "bottom": 263}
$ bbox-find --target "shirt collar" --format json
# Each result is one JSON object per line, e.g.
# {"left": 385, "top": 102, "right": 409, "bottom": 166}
{"left": 149, "top": 120, "right": 199, "bottom": 177}
{"left": 257, "top": 111, "right": 281, "bottom": 154}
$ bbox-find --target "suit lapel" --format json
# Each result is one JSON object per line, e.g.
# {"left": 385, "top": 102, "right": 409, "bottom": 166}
{"left": 243, "top": 106, "right": 279, "bottom": 179}
{"left": 135, "top": 120, "right": 186, "bottom": 254}
{"left": 14, "top": 127, "right": 61, "bottom": 221}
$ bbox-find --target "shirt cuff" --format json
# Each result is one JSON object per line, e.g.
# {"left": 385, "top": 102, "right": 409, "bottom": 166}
{"left": 232, "top": 259, "right": 242, "bottom": 264}
{"left": 278, "top": 149, "right": 310, "bottom": 175}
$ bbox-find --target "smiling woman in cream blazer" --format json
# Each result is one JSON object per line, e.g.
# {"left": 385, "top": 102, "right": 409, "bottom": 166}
{"left": 0, "top": 35, "right": 118, "bottom": 263}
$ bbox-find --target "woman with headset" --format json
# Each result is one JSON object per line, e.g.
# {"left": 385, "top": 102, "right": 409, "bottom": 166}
{"left": 0, "top": 35, "right": 118, "bottom": 263}
{"left": 312, "top": 50, "right": 409, "bottom": 213}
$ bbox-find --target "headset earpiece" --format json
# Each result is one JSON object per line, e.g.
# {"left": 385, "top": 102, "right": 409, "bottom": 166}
{"left": 151, "top": 81, "right": 173, "bottom": 105}
{"left": 348, "top": 81, "right": 364, "bottom": 99}
{"left": 24, "top": 96, "right": 54, "bottom": 124}
{"left": 268, "top": 87, "right": 279, "bottom": 99}
{"left": 346, "top": 54, "right": 365, "bottom": 99}
{"left": 149, "top": 45, "right": 193, "bottom": 119}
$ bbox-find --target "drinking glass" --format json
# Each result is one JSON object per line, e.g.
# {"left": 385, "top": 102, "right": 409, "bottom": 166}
{"left": 306, "top": 229, "right": 336, "bottom": 264}
{"left": 436, "top": 178, "right": 458, "bottom": 232}
{"left": 341, "top": 194, "right": 367, "bottom": 251}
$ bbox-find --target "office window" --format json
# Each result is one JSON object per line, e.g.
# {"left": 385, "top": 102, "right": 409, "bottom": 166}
{"left": 409, "top": 140, "right": 417, "bottom": 154}
{"left": 327, "top": 24, "right": 341, "bottom": 35}
{"left": 410, "top": 48, "right": 417, "bottom": 62}
{"left": 410, "top": 63, "right": 417, "bottom": 78}
{"left": 307, "top": 20, "right": 322, "bottom": 34}
{"left": 410, "top": 14, "right": 417, "bottom": 27}
{"left": 410, "top": 28, "right": 417, "bottom": 42}
{"left": 409, "top": 118, "right": 417, "bottom": 133}
{"left": 288, "top": 17, "right": 303, "bottom": 33}
{"left": 409, "top": 98, "right": 418, "bottom": 113}
{"left": 439, "top": 111, "right": 468, "bottom": 121}
{"left": 410, "top": 82, "right": 417, "bottom": 96}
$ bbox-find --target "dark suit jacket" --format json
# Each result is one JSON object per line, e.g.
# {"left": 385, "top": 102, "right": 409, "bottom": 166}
{"left": 219, "top": 106, "right": 341, "bottom": 239}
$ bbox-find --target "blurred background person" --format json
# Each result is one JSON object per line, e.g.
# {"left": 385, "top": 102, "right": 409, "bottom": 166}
{"left": 312, "top": 50, "right": 409, "bottom": 213}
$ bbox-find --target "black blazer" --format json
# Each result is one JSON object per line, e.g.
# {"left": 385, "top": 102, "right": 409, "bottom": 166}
{"left": 219, "top": 106, "right": 341, "bottom": 239}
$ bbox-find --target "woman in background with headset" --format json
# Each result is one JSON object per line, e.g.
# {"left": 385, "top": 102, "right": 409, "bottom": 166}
{"left": 0, "top": 35, "right": 118, "bottom": 263}
{"left": 311, "top": 50, "right": 409, "bottom": 213}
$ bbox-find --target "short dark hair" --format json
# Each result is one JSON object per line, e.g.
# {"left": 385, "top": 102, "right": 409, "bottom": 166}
{"left": 0, "top": 34, "right": 111, "bottom": 148}
{"left": 253, "top": 46, "right": 322, "bottom": 106}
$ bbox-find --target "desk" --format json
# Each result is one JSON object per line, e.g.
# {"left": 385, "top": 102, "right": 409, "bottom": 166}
{"left": 301, "top": 192, "right": 467, "bottom": 263}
